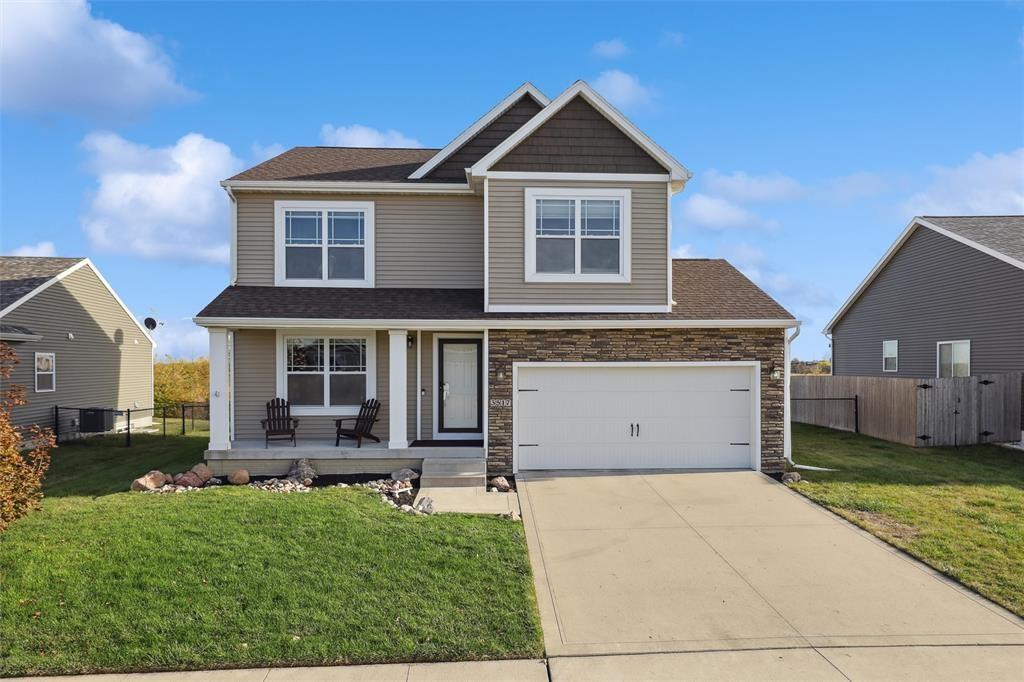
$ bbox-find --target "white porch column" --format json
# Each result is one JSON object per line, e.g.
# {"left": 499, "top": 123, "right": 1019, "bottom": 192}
{"left": 208, "top": 328, "right": 231, "bottom": 451}
{"left": 388, "top": 330, "right": 408, "bottom": 448}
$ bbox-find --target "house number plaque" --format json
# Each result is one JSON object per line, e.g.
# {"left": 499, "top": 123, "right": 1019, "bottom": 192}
{"left": 489, "top": 398, "right": 512, "bottom": 408}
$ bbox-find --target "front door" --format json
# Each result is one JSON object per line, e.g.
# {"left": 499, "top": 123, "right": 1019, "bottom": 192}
{"left": 438, "top": 339, "right": 482, "bottom": 433}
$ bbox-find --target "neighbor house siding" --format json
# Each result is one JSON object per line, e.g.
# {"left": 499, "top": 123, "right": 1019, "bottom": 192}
{"left": 492, "top": 96, "right": 667, "bottom": 173}
{"left": 487, "top": 179, "right": 669, "bottom": 307}
{"left": 231, "top": 329, "right": 391, "bottom": 442}
{"left": 487, "top": 328, "right": 786, "bottom": 475}
{"left": 3, "top": 264, "right": 153, "bottom": 434}
{"left": 832, "top": 226, "right": 1024, "bottom": 377}
{"left": 234, "top": 192, "right": 483, "bottom": 288}
{"left": 425, "top": 95, "right": 543, "bottom": 181}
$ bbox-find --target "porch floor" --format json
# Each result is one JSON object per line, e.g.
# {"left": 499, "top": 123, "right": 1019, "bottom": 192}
{"left": 208, "top": 439, "right": 483, "bottom": 460}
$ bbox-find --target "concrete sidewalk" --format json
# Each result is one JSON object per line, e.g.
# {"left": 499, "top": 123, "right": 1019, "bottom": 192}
{"left": 17, "top": 659, "right": 548, "bottom": 682}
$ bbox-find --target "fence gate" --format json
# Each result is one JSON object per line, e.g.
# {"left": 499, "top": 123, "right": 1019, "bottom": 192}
{"left": 916, "top": 373, "right": 1021, "bottom": 446}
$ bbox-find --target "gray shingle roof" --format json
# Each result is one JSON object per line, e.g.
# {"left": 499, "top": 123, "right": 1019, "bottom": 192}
{"left": 0, "top": 257, "right": 84, "bottom": 310}
{"left": 922, "top": 216, "right": 1024, "bottom": 263}
{"left": 227, "top": 147, "right": 445, "bottom": 183}
{"left": 196, "top": 259, "right": 794, "bottom": 322}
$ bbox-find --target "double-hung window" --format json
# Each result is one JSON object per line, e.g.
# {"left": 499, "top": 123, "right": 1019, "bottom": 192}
{"left": 35, "top": 352, "right": 55, "bottom": 392}
{"left": 937, "top": 340, "right": 970, "bottom": 378}
{"left": 280, "top": 333, "right": 375, "bottom": 414}
{"left": 275, "top": 201, "right": 374, "bottom": 286}
{"left": 882, "top": 340, "right": 898, "bottom": 372}
{"left": 525, "top": 188, "right": 631, "bottom": 282}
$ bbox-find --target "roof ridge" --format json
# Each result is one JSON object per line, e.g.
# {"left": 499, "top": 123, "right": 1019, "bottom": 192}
{"left": 298, "top": 146, "right": 440, "bottom": 151}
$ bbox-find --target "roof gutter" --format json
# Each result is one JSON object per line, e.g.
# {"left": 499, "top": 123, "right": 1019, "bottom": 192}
{"left": 784, "top": 324, "right": 801, "bottom": 464}
{"left": 193, "top": 316, "right": 800, "bottom": 331}
{"left": 220, "top": 180, "right": 474, "bottom": 195}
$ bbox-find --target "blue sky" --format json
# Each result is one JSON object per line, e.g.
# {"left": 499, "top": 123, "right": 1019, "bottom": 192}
{"left": 2, "top": 1, "right": 1021, "bottom": 360}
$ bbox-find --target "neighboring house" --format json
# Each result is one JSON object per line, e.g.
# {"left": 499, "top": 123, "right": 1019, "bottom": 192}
{"left": 825, "top": 216, "right": 1024, "bottom": 378}
{"left": 0, "top": 257, "right": 154, "bottom": 437}
{"left": 194, "top": 81, "right": 798, "bottom": 478}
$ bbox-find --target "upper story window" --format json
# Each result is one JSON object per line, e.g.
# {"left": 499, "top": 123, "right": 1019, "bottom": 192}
{"left": 35, "top": 352, "right": 55, "bottom": 392}
{"left": 274, "top": 200, "right": 375, "bottom": 287}
{"left": 524, "top": 187, "right": 631, "bottom": 283}
{"left": 882, "top": 340, "right": 898, "bottom": 372}
{"left": 937, "top": 340, "right": 970, "bottom": 378}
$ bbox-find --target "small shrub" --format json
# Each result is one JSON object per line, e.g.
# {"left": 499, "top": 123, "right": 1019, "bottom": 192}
{"left": 0, "top": 342, "right": 54, "bottom": 532}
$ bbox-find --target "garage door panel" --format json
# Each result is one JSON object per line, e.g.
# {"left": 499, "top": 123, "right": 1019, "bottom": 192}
{"left": 516, "top": 364, "right": 756, "bottom": 471}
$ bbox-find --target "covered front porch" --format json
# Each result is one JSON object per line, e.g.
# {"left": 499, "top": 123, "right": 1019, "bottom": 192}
{"left": 205, "top": 326, "right": 487, "bottom": 476}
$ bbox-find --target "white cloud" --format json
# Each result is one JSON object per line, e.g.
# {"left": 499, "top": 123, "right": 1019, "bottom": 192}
{"left": 703, "top": 170, "right": 804, "bottom": 203}
{"left": 320, "top": 124, "right": 422, "bottom": 148}
{"left": 81, "top": 131, "right": 242, "bottom": 264}
{"left": 680, "top": 193, "right": 777, "bottom": 230}
{"left": 592, "top": 70, "right": 656, "bottom": 110}
{"left": 250, "top": 142, "right": 285, "bottom": 163}
{"left": 0, "top": 0, "right": 193, "bottom": 120}
{"left": 822, "top": 172, "right": 888, "bottom": 202}
{"left": 902, "top": 149, "right": 1024, "bottom": 216}
{"left": 592, "top": 38, "right": 628, "bottom": 59}
{"left": 7, "top": 241, "right": 57, "bottom": 257}
{"left": 671, "top": 244, "right": 701, "bottom": 259}
{"left": 659, "top": 31, "right": 685, "bottom": 48}
{"left": 726, "top": 244, "right": 834, "bottom": 309}
{"left": 151, "top": 318, "right": 208, "bottom": 360}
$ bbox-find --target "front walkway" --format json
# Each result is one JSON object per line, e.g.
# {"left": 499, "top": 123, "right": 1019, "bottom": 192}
{"left": 518, "top": 470, "right": 1024, "bottom": 676}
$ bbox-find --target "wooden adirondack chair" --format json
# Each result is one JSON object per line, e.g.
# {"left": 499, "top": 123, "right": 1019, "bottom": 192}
{"left": 335, "top": 398, "right": 382, "bottom": 447}
{"left": 261, "top": 398, "right": 299, "bottom": 447}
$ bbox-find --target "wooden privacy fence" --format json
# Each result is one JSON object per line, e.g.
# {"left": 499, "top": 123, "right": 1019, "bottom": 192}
{"left": 792, "top": 373, "right": 1022, "bottom": 447}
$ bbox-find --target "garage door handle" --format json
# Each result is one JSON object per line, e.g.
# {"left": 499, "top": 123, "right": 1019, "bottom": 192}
{"left": 636, "top": 423, "right": 640, "bottom": 437}
{"left": 630, "top": 423, "right": 634, "bottom": 437}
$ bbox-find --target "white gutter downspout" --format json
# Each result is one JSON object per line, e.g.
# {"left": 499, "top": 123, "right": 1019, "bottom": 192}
{"left": 224, "top": 185, "right": 238, "bottom": 286}
{"left": 784, "top": 324, "right": 801, "bottom": 464}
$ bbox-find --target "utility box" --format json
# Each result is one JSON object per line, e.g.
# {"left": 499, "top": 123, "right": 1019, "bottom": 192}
{"left": 79, "top": 408, "right": 114, "bottom": 433}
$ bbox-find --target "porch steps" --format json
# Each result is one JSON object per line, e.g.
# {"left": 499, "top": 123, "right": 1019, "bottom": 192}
{"left": 419, "top": 457, "right": 486, "bottom": 489}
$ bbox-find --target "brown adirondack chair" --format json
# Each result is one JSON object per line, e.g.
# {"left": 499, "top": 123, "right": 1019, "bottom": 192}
{"left": 261, "top": 398, "right": 299, "bottom": 447}
{"left": 335, "top": 398, "right": 381, "bottom": 447}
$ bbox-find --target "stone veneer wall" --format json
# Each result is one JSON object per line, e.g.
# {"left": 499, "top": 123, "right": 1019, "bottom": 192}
{"left": 486, "top": 328, "right": 787, "bottom": 475}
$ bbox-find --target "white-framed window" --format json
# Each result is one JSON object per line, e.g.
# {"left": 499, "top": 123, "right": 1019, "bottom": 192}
{"left": 34, "top": 352, "right": 55, "bottom": 392}
{"left": 937, "top": 340, "right": 970, "bottom": 378}
{"left": 276, "top": 331, "right": 376, "bottom": 415}
{"left": 524, "top": 187, "right": 631, "bottom": 283}
{"left": 274, "top": 200, "right": 375, "bottom": 287}
{"left": 882, "top": 340, "right": 898, "bottom": 373}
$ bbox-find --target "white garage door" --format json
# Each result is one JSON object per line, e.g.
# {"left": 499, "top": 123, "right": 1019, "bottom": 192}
{"left": 516, "top": 364, "right": 756, "bottom": 470}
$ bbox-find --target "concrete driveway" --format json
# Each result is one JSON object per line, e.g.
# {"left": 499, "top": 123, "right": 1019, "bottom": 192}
{"left": 518, "top": 470, "right": 1024, "bottom": 680}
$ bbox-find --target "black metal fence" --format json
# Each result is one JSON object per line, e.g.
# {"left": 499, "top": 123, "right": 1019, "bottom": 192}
{"left": 53, "top": 402, "right": 210, "bottom": 447}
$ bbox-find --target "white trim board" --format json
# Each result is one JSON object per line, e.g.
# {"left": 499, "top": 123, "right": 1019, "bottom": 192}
{"left": 221, "top": 180, "right": 474, "bottom": 194}
{"left": 0, "top": 258, "right": 155, "bottom": 344}
{"left": 409, "top": 83, "right": 550, "bottom": 180}
{"left": 486, "top": 171, "right": 670, "bottom": 182}
{"left": 510, "top": 360, "right": 762, "bottom": 474}
{"left": 469, "top": 80, "right": 692, "bottom": 184}
{"left": 824, "top": 217, "right": 1024, "bottom": 333}
{"left": 194, "top": 316, "right": 800, "bottom": 330}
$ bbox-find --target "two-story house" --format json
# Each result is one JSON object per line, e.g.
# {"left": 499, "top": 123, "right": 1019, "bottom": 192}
{"left": 194, "top": 81, "right": 798, "bottom": 479}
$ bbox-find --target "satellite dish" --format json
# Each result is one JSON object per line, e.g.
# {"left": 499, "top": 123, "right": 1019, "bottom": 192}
{"left": 144, "top": 317, "right": 158, "bottom": 331}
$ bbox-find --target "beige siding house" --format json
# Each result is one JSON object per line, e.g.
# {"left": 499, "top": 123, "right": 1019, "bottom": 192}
{"left": 196, "top": 80, "right": 798, "bottom": 480}
{"left": 0, "top": 257, "right": 154, "bottom": 437}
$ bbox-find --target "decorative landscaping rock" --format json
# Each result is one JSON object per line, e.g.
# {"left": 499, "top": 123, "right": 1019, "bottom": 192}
{"left": 207, "top": 477, "right": 223, "bottom": 486}
{"left": 131, "top": 470, "right": 169, "bottom": 491}
{"left": 781, "top": 471, "right": 802, "bottom": 484}
{"left": 227, "top": 469, "right": 250, "bottom": 485}
{"left": 488, "top": 476, "right": 511, "bottom": 492}
{"left": 390, "top": 467, "right": 420, "bottom": 482}
{"left": 249, "top": 477, "right": 311, "bottom": 493}
{"left": 399, "top": 504, "right": 414, "bottom": 513}
{"left": 190, "top": 463, "right": 214, "bottom": 483}
{"left": 287, "top": 458, "right": 317, "bottom": 486}
{"left": 500, "top": 510, "right": 521, "bottom": 521}
{"left": 413, "top": 496, "right": 434, "bottom": 515}
{"left": 176, "top": 471, "right": 205, "bottom": 488}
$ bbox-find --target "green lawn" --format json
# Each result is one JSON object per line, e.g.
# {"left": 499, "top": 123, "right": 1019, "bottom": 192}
{"left": 791, "top": 423, "right": 1024, "bottom": 616}
{"left": 0, "top": 433, "right": 543, "bottom": 677}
